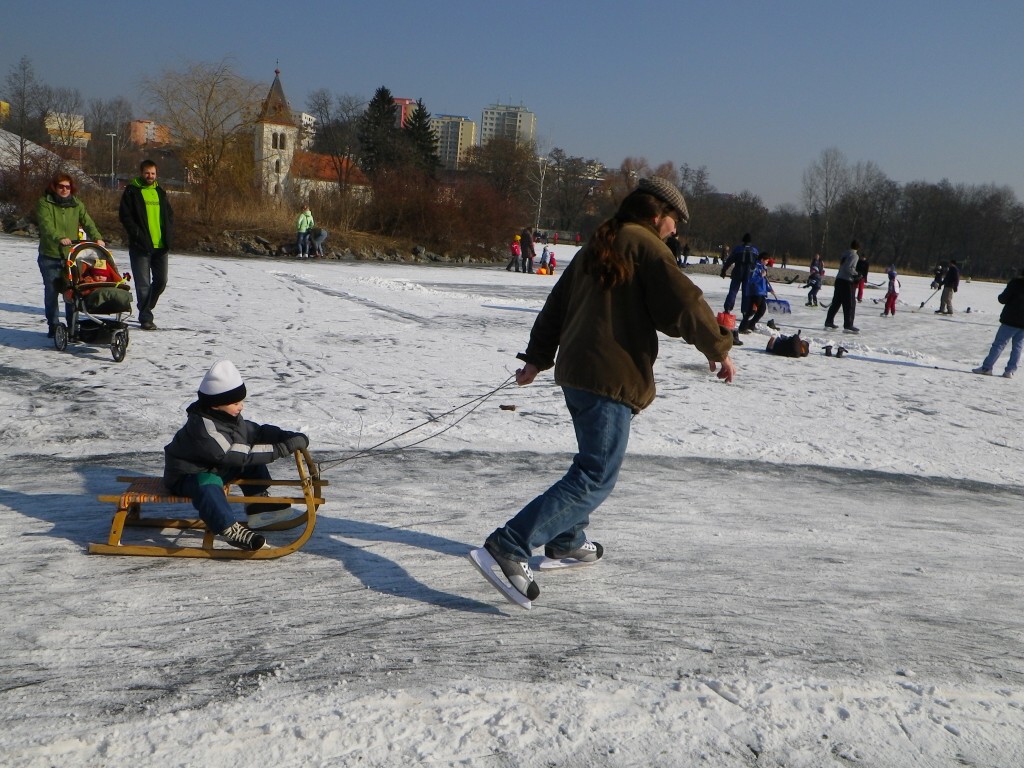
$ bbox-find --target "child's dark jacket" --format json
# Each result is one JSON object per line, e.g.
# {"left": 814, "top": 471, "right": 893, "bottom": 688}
{"left": 163, "top": 401, "right": 299, "bottom": 487}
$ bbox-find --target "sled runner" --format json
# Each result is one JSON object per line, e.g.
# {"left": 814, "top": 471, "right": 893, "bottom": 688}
{"left": 88, "top": 449, "right": 326, "bottom": 559}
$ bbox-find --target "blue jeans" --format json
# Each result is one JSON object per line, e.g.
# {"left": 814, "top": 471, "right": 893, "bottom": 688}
{"left": 487, "top": 387, "right": 632, "bottom": 561}
{"left": 168, "top": 464, "right": 273, "bottom": 534}
{"left": 128, "top": 248, "right": 169, "bottom": 324}
{"left": 723, "top": 272, "right": 747, "bottom": 314}
{"left": 982, "top": 323, "right": 1024, "bottom": 374}
{"left": 37, "top": 254, "right": 69, "bottom": 328}
{"left": 296, "top": 231, "right": 310, "bottom": 255}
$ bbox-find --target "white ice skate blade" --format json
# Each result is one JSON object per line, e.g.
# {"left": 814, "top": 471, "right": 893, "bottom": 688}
{"left": 468, "top": 548, "right": 532, "bottom": 610}
{"left": 536, "top": 556, "right": 598, "bottom": 571}
{"left": 246, "top": 508, "right": 301, "bottom": 529}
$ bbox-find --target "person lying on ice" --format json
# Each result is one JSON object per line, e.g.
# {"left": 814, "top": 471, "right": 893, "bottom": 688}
{"left": 163, "top": 360, "right": 309, "bottom": 551}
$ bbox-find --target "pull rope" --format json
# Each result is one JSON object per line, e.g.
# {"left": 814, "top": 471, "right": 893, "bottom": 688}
{"left": 316, "top": 374, "right": 517, "bottom": 473}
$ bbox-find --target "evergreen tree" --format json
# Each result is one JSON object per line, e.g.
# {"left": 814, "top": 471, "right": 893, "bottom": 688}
{"left": 403, "top": 99, "right": 439, "bottom": 177}
{"left": 356, "top": 86, "right": 403, "bottom": 177}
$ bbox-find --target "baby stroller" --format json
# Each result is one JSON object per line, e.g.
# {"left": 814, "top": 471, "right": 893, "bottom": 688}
{"left": 54, "top": 241, "right": 133, "bottom": 362}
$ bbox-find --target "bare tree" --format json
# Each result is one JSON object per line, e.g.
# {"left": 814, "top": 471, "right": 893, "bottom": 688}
{"left": 1, "top": 56, "right": 50, "bottom": 199}
{"left": 802, "top": 147, "right": 850, "bottom": 258}
{"left": 85, "top": 97, "right": 134, "bottom": 182}
{"left": 546, "top": 148, "right": 603, "bottom": 232}
{"left": 143, "top": 59, "right": 262, "bottom": 218}
{"left": 44, "top": 87, "right": 84, "bottom": 146}
{"left": 306, "top": 89, "right": 368, "bottom": 229}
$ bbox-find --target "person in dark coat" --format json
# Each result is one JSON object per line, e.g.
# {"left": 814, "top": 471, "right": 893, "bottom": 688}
{"left": 478, "top": 177, "right": 734, "bottom": 604}
{"left": 119, "top": 159, "right": 174, "bottom": 330}
{"left": 972, "top": 269, "right": 1024, "bottom": 378}
{"left": 937, "top": 260, "right": 960, "bottom": 314}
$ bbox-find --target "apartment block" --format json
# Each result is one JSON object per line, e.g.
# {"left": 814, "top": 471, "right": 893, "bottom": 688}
{"left": 431, "top": 115, "right": 477, "bottom": 170}
{"left": 480, "top": 103, "right": 536, "bottom": 146}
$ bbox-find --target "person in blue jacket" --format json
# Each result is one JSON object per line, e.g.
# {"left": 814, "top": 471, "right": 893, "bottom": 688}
{"left": 739, "top": 252, "right": 771, "bottom": 333}
{"left": 720, "top": 233, "right": 759, "bottom": 314}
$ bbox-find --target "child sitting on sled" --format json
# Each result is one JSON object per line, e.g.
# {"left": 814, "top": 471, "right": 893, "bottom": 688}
{"left": 163, "top": 360, "right": 309, "bottom": 551}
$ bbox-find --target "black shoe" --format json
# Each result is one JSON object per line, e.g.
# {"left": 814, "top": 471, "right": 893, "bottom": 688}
{"left": 731, "top": 331, "right": 744, "bottom": 346}
{"left": 767, "top": 319, "right": 778, "bottom": 330}
{"left": 843, "top": 326, "right": 860, "bottom": 334}
{"left": 220, "top": 522, "right": 266, "bottom": 551}
{"left": 141, "top": 320, "right": 157, "bottom": 330}
{"left": 47, "top": 324, "right": 55, "bottom": 338}
{"left": 825, "top": 345, "right": 833, "bottom": 357}
{"left": 825, "top": 323, "right": 838, "bottom": 330}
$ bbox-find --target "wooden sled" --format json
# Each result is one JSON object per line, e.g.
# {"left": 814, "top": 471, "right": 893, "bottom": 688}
{"left": 88, "top": 449, "right": 327, "bottom": 559}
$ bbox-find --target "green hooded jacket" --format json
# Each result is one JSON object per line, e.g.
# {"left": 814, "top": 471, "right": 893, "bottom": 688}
{"left": 36, "top": 192, "right": 102, "bottom": 259}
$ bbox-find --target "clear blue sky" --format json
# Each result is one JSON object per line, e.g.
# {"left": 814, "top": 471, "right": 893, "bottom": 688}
{"left": 4, "top": 1, "right": 1022, "bottom": 209}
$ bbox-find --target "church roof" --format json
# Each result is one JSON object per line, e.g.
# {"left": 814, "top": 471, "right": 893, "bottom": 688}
{"left": 256, "top": 69, "right": 296, "bottom": 126}
{"left": 291, "top": 150, "right": 369, "bottom": 186}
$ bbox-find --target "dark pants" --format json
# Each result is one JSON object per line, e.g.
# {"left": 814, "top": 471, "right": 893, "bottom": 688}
{"left": 129, "top": 247, "right": 169, "bottom": 324}
{"left": 825, "top": 278, "right": 857, "bottom": 329}
{"left": 740, "top": 296, "right": 767, "bottom": 331}
{"left": 723, "top": 271, "right": 748, "bottom": 314}
{"left": 37, "top": 254, "right": 70, "bottom": 329}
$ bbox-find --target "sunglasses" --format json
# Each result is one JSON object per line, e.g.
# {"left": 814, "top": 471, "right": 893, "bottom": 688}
{"left": 56, "top": 184, "right": 72, "bottom": 190}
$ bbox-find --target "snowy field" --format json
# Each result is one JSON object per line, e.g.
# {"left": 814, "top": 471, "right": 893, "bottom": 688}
{"left": 1, "top": 233, "right": 1023, "bottom": 767}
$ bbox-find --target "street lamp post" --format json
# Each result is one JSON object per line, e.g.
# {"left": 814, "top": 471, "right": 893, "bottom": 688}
{"left": 106, "top": 133, "right": 117, "bottom": 190}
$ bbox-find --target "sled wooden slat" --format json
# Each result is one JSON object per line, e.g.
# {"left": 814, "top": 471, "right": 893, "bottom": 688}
{"left": 88, "top": 449, "right": 326, "bottom": 560}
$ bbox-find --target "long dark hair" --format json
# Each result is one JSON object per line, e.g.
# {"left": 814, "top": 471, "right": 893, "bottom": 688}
{"left": 583, "top": 191, "right": 673, "bottom": 289}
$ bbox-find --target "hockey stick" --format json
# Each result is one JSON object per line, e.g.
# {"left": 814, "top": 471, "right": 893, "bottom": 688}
{"left": 918, "top": 288, "right": 940, "bottom": 309}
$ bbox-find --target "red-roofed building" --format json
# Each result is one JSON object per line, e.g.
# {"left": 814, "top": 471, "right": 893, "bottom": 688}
{"left": 254, "top": 69, "right": 368, "bottom": 200}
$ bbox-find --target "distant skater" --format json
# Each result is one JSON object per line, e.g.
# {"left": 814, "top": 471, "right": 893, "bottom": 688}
{"left": 882, "top": 267, "right": 900, "bottom": 316}
{"left": 824, "top": 240, "right": 861, "bottom": 334}
{"left": 972, "top": 268, "right": 1024, "bottom": 378}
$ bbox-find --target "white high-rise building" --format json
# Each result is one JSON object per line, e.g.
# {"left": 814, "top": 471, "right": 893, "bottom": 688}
{"left": 480, "top": 103, "right": 536, "bottom": 146}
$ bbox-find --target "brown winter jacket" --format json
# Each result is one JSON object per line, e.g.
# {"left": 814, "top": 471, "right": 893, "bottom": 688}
{"left": 517, "top": 222, "right": 732, "bottom": 412}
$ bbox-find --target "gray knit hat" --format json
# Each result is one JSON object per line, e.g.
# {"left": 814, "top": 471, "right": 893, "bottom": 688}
{"left": 637, "top": 177, "right": 689, "bottom": 224}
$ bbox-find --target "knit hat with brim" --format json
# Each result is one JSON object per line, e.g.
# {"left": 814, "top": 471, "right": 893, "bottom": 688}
{"left": 637, "top": 177, "right": 690, "bottom": 225}
{"left": 197, "top": 360, "right": 246, "bottom": 407}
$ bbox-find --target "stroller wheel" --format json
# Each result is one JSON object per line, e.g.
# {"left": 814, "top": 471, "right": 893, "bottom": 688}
{"left": 54, "top": 323, "right": 69, "bottom": 351}
{"left": 111, "top": 330, "right": 128, "bottom": 362}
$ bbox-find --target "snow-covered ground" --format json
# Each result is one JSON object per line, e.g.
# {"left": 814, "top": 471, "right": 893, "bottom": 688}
{"left": 2, "top": 233, "right": 1022, "bottom": 767}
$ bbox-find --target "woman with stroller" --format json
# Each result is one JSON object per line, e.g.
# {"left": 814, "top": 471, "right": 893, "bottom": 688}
{"left": 35, "top": 173, "right": 105, "bottom": 338}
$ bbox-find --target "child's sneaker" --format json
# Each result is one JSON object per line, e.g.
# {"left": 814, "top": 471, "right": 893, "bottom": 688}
{"left": 221, "top": 522, "right": 266, "bottom": 551}
{"left": 544, "top": 539, "right": 604, "bottom": 564}
{"left": 484, "top": 540, "right": 539, "bottom": 600}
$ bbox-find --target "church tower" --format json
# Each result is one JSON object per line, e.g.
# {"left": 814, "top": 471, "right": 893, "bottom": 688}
{"left": 254, "top": 69, "right": 300, "bottom": 198}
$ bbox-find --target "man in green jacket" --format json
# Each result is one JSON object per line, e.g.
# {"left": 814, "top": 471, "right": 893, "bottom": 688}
{"left": 119, "top": 160, "right": 174, "bottom": 330}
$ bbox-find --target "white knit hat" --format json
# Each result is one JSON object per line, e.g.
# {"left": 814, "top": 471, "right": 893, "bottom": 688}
{"left": 197, "top": 360, "right": 246, "bottom": 407}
